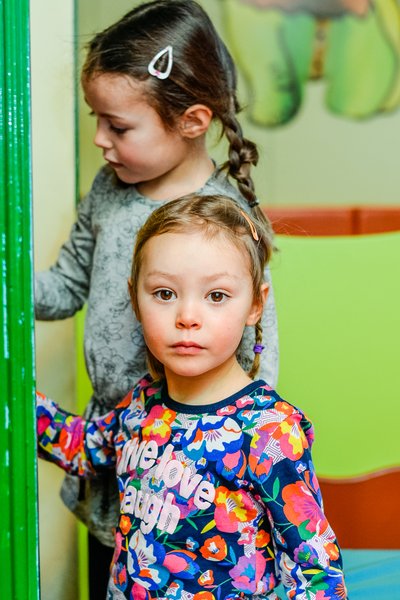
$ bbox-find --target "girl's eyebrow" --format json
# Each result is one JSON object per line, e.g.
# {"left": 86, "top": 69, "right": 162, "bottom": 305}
{"left": 145, "top": 270, "right": 241, "bottom": 281}
{"left": 83, "top": 99, "right": 126, "bottom": 120}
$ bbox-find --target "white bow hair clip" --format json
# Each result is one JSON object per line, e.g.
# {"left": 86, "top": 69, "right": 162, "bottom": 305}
{"left": 148, "top": 45, "right": 173, "bottom": 80}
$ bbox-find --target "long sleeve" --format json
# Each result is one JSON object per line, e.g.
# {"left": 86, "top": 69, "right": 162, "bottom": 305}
{"left": 249, "top": 401, "right": 347, "bottom": 599}
{"left": 35, "top": 189, "right": 95, "bottom": 320}
{"left": 36, "top": 391, "right": 118, "bottom": 476}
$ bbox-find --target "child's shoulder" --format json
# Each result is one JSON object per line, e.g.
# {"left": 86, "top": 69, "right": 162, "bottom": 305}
{"left": 235, "top": 381, "right": 315, "bottom": 447}
{"left": 90, "top": 163, "right": 117, "bottom": 190}
{"left": 115, "top": 374, "right": 161, "bottom": 410}
{"left": 204, "top": 168, "right": 258, "bottom": 212}
{"left": 239, "top": 381, "right": 312, "bottom": 425}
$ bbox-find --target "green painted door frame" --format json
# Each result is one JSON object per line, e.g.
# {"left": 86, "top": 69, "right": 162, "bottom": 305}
{"left": 0, "top": 0, "right": 39, "bottom": 597}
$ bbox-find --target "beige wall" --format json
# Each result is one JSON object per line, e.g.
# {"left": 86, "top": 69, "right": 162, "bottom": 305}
{"left": 31, "top": 1, "right": 78, "bottom": 599}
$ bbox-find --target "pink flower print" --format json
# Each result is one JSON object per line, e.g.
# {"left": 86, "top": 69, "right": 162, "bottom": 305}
{"left": 249, "top": 429, "right": 273, "bottom": 482}
{"left": 269, "top": 402, "right": 308, "bottom": 460}
{"left": 141, "top": 405, "right": 176, "bottom": 444}
{"left": 174, "top": 493, "right": 198, "bottom": 519}
{"left": 214, "top": 487, "right": 258, "bottom": 533}
{"left": 130, "top": 582, "right": 151, "bottom": 599}
{"left": 236, "top": 396, "right": 254, "bottom": 408}
{"left": 282, "top": 481, "right": 329, "bottom": 535}
{"left": 238, "top": 525, "right": 256, "bottom": 545}
{"left": 162, "top": 550, "right": 199, "bottom": 579}
{"left": 146, "top": 385, "right": 162, "bottom": 396}
{"left": 260, "top": 384, "right": 273, "bottom": 391}
{"left": 216, "top": 404, "right": 237, "bottom": 416}
{"left": 112, "top": 531, "right": 124, "bottom": 565}
{"left": 219, "top": 449, "right": 246, "bottom": 480}
{"left": 294, "top": 541, "right": 320, "bottom": 566}
{"left": 37, "top": 413, "right": 51, "bottom": 436}
{"left": 229, "top": 552, "right": 269, "bottom": 593}
{"left": 315, "top": 592, "right": 332, "bottom": 599}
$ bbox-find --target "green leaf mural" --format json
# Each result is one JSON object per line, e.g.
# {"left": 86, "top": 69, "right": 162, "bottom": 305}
{"left": 222, "top": 0, "right": 400, "bottom": 125}
{"left": 324, "top": 4, "right": 398, "bottom": 116}
{"left": 224, "top": 0, "right": 316, "bottom": 125}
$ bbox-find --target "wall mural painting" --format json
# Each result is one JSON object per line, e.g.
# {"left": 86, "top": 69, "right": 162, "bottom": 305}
{"left": 222, "top": 0, "right": 400, "bottom": 125}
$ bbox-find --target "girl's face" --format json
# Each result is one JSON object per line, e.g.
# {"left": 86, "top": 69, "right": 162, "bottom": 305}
{"left": 135, "top": 229, "right": 265, "bottom": 389}
{"left": 83, "top": 73, "right": 190, "bottom": 193}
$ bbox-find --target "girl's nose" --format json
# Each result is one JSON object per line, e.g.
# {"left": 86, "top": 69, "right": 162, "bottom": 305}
{"left": 176, "top": 303, "right": 201, "bottom": 329}
{"left": 93, "top": 122, "right": 112, "bottom": 149}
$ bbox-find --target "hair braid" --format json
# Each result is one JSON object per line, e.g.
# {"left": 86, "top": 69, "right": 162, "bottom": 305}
{"left": 219, "top": 102, "right": 274, "bottom": 238}
{"left": 221, "top": 107, "right": 259, "bottom": 207}
{"left": 248, "top": 319, "right": 263, "bottom": 380}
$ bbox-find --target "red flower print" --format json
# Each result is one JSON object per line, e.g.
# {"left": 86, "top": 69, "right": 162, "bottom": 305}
{"left": 255, "top": 529, "right": 271, "bottom": 548}
{"left": 119, "top": 515, "right": 131, "bottom": 536}
{"left": 324, "top": 541, "right": 340, "bottom": 560}
{"left": 59, "top": 417, "right": 85, "bottom": 461}
{"left": 200, "top": 535, "right": 228, "bottom": 561}
{"left": 197, "top": 569, "right": 214, "bottom": 586}
{"left": 193, "top": 592, "right": 216, "bottom": 600}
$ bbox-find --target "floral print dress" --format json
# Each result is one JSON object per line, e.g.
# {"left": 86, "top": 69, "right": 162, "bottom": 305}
{"left": 37, "top": 376, "right": 347, "bottom": 599}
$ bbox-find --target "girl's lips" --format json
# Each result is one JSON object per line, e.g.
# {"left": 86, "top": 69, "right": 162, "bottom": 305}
{"left": 171, "top": 342, "right": 204, "bottom": 355}
{"left": 106, "top": 159, "right": 123, "bottom": 168}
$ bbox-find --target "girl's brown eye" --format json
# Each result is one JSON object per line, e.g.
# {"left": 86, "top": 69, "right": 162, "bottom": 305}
{"left": 209, "top": 291, "right": 225, "bottom": 303}
{"left": 155, "top": 289, "right": 175, "bottom": 301}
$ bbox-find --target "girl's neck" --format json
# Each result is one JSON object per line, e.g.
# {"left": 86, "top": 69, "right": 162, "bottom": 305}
{"left": 136, "top": 141, "right": 215, "bottom": 201}
{"left": 164, "top": 358, "right": 253, "bottom": 407}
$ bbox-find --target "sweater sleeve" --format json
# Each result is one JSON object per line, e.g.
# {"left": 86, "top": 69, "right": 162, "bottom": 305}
{"left": 36, "top": 391, "right": 118, "bottom": 476}
{"left": 249, "top": 404, "right": 347, "bottom": 599}
{"left": 34, "top": 180, "right": 97, "bottom": 320}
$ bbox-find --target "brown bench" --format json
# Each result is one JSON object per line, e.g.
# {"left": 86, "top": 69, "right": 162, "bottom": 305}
{"left": 263, "top": 206, "right": 400, "bottom": 236}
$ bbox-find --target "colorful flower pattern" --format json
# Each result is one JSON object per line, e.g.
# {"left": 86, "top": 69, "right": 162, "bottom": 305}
{"left": 37, "top": 377, "right": 347, "bottom": 599}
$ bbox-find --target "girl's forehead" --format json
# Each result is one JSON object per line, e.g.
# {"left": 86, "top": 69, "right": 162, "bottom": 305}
{"left": 83, "top": 71, "right": 146, "bottom": 99}
{"left": 141, "top": 229, "right": 250, "bottom": 268}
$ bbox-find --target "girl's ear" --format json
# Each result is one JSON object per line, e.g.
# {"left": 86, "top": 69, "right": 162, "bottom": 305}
{"left": 179, "top": 104, "right": 213, "bottom": 139}
{"left": 246, "top": 283, "right": 269, "bottom": 326}
{"left": 128, "top": 278, "right": 140, "bottom": 320}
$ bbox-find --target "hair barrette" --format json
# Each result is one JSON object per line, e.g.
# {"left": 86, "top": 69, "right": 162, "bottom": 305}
{"left": 253, "top": 344, "right": 265, "bottom": 354}
{"left": 240, "top": 210, "right": 259, "bottom": 241}
{"left": 148, "top": 45, "right": 173, "bottom": 80}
